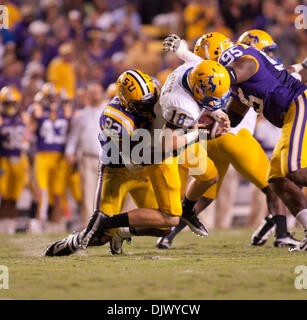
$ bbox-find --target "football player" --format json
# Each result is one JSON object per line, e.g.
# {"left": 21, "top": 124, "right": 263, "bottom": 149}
{"left": 25, "top": 83, "right": 72, "bottom": 232}
{"left": 0, "top": 87, "right": 28, "bottom": 233}
{"left": 45, "top": 70, "right": 164, "bottom": 256}
{"left": 157, "top": 31, "right": 301, "bottom": 249}
{"left": 162, "top": 32, "right": 307, "bottom": 251}
{"left": 238, "top": 29, "right": 307, "bottom": 245}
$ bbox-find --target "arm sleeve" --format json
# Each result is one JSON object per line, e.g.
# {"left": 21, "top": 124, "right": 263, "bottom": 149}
{"left": 176, "top": 40, "right": 203, "bottom": 64}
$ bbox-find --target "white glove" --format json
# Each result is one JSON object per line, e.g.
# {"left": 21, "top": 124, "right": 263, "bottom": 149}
{"left": 163, "top": 34, "right": 194, "bottom": 62}
{"left": 163, "top": 34, "right": 182, "bottom": 52}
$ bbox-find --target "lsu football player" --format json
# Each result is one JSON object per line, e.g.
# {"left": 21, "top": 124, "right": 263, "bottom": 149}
{"left": 26, "top": 83, "right": 72, "bottom": 232}
{"left": 0, "top": 87, "right": 28, "bottom": 233}
{"left": 46, "top": 70, "right": 168, "bottom": 256}
{"left": 157, "top": 32, "right": 301, "bottom": 249}
{"left": 163, "top": 31, "right": 307, "bottom": 251}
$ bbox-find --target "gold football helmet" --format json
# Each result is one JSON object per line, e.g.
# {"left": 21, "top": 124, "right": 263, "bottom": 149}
{"left": 194, "top": 32, "right": 233, "bottom": 61}
{"left": 117, "top": 70, "right": 158, "bottom": 119}
{"left": 238, "top": 29, "right": 278, "bottom": 53}
{"left": 0, "top": 86, "right": 21, "bottom": 116}
{"left": 37, "top": 82, "right": 59, "bottom": 109}
{"left": 188, "top": 60, "right": 231, "bottom": 111}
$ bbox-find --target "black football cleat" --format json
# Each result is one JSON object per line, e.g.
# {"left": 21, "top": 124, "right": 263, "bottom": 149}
{"left": 45, "top": 231, "right": 82, "bottom": 256}
{"left": 181, "top": 211, "right": 208, "bottom": 237}
{"left": 251, "top": 215, "right": 276, "bottom": 246}
{"left": 156, "top": 221, "right": 188, "bottom": 250}
{"left": 156, "top": 236, "right": 172, "bottom": 249}
{"left": 81, "top": 211, "right": 108, "bottom": 250}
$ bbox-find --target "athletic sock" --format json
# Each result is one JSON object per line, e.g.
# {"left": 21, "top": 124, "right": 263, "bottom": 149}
{"left": 103, "top": 212, "right": 130, "bottom": 229}
{"left": 296, "top": 209, "right": 307, "bottom": 232}
{"left": 182, "top": 197, "right": 197, "bottom": 214}
{"left": 167, "top": 219, "right": 187, "bottom": 242}
{"left": 273, "top": 215, "right": 288, "bottom": 238}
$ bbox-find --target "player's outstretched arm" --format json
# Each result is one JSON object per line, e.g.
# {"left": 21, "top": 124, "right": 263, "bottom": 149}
{"left": 163, "top": 34, "right": 197, "bottom": 63}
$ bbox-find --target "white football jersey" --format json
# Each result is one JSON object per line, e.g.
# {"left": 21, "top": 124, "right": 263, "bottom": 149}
{"left": 159, "top": 55, "right": 203, "bottom": 128}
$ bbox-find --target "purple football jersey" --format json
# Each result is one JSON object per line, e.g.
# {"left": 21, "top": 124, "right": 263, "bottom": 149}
{"left": 219, "top": 44, "right": 307, "bottom": 127}
{"left": 0, "top": 114, "right": 25, "bottom": 157}
{"left": 34, "top": 106, "right": 70, "bottom": 152}
{"left": 99, "top": 96, "right": 152, "bottom": 167}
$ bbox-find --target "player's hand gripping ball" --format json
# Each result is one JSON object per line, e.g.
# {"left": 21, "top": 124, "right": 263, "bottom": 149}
{"left": 198, "top": 113, "right": 224, "bottom": 139}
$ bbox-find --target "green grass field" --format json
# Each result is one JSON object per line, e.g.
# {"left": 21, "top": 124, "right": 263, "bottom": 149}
{"left": 0, "top": 228, "right": 306, "bottom": 300}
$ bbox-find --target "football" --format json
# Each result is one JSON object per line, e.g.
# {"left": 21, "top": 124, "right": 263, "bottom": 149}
{"left": 198, "top": 113, "right": 222, "bottom": 139}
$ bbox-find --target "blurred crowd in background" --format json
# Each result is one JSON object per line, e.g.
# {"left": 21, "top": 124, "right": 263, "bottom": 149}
{"left": 1, "top": 0, "right": 306, "bottom": 105}
{"left": 0, "top": 0, "right": 306, "bottom": 234}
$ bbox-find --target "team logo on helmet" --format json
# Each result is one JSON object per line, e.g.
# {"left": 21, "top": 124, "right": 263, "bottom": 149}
{"left": 206, "top": 75, "right": 217, "bottom": 93}
{"left": 247, "top": 33, "right": 260, "bottom": 44}
{"left": 199, "top": 76, "right": 217, "bottom": 94}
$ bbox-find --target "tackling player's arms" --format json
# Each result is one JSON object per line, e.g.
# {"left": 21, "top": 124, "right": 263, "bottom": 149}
{"left": 225, "top": 97, "right": 249, "bottom": 127}
{"left": 223, "top": 57, "right": 259, "bottom": 127}
{"left": 161, "top": 121, "right": 201, "bottom": 153}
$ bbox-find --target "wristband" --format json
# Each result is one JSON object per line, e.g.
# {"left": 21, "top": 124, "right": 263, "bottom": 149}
{"left": 225, "top": 66, "right": 237, "bottom": 84}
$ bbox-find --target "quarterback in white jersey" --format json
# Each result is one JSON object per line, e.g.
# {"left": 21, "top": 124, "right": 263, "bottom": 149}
{"left": 160, "top": 54, "right": 203, "bottom": 128}
{"left": 159, "top": 54, "right": 230, "bottom": 130}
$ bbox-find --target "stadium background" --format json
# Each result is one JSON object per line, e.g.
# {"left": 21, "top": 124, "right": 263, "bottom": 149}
{"left": 0, "top": 0, "right": 307, "bottom": 233}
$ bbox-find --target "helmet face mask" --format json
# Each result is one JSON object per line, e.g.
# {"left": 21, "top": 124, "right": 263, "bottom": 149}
{"left": 39, "top": 83, "right": 60, "bottom": 110}
{"left": 200, "top": 90, "right": 230, "bottom": 111}
{"left": 42, "top": 94, "right": 59, "bottom": 107}
{"left": 193, "top": 83, "right": 230, "bottom": 111}
{"left": 127, "top": 92, "right": 157, "bottom": 119}
{"left": 1, "top": 101, "right": 19, "bottom": 116}
{"left": 262, "top": 44, "right": 278, "bottom": 58}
